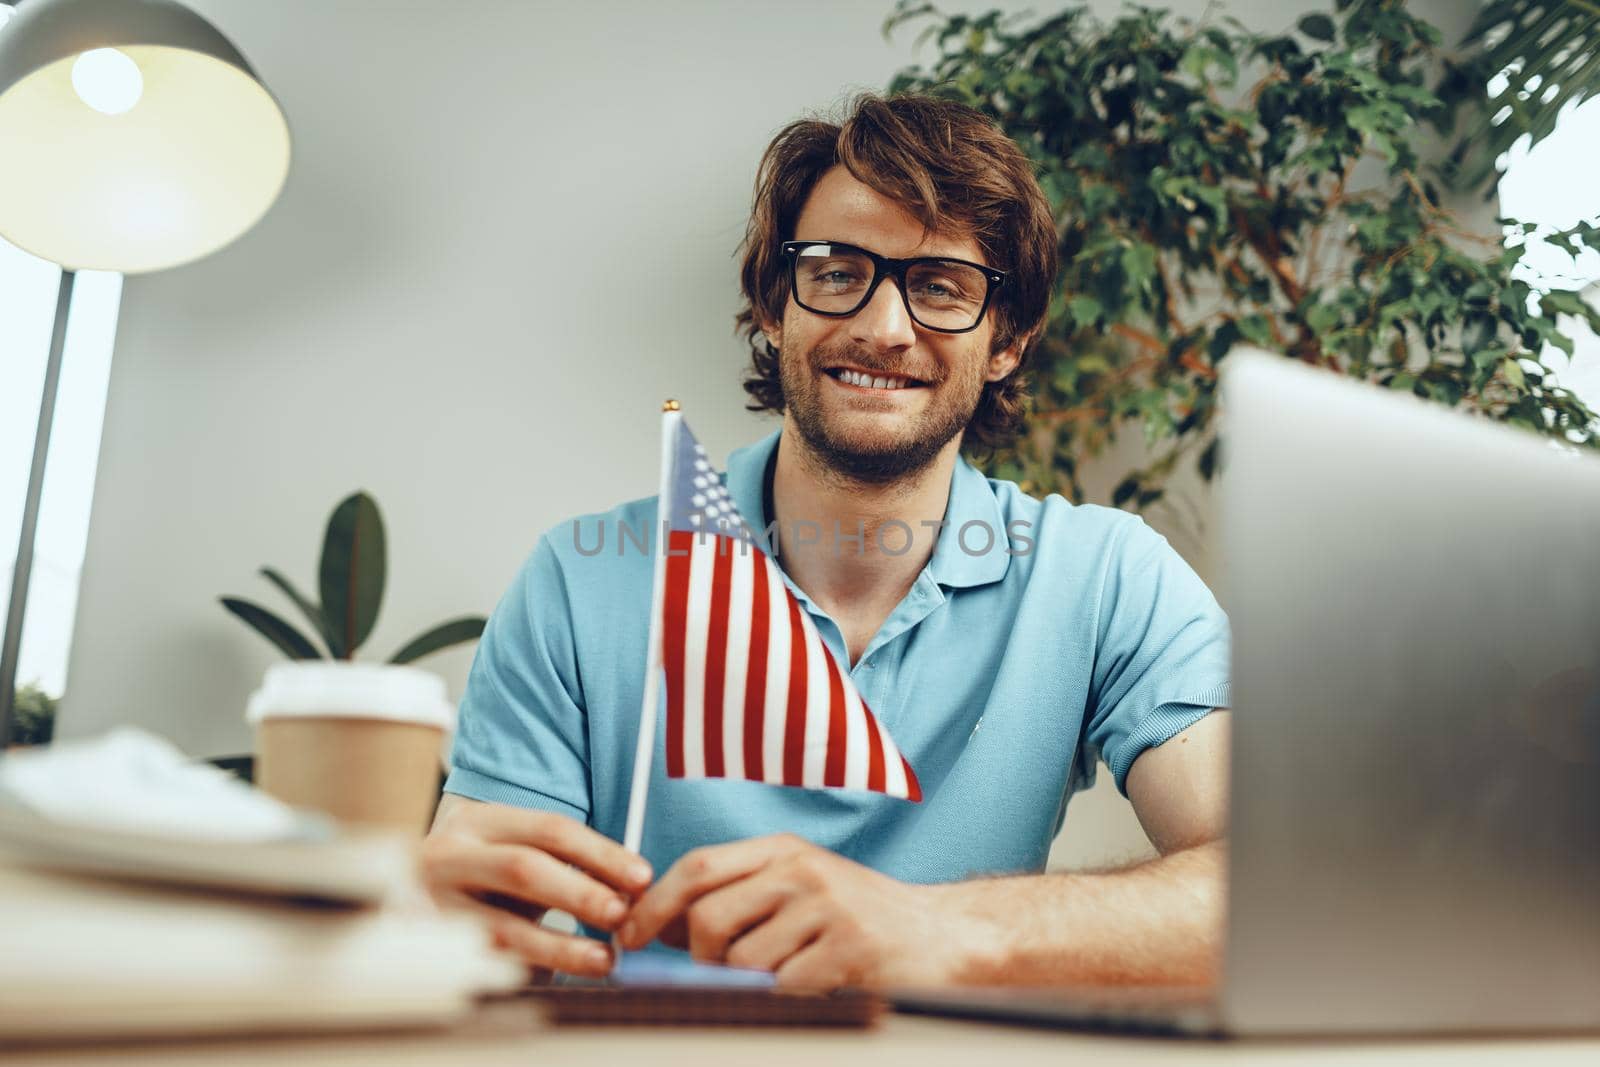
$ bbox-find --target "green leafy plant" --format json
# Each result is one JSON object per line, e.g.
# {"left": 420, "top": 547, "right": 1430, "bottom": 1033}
{"left": 220, "top": 491, "right": 486, "bottom": 664}
{"left": 1436, "top": 0, "right": 1600, "bottom": 196}
{"left": 8, "top": 683, "right": 57, "bottom": 747}
{"left": 887, "top": 0, "right": 1600, "bottom": 506}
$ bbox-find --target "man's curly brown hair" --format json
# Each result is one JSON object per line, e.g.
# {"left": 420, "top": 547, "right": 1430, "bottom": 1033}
{"left": 735, "top": 92, "right": 1058, "bottom": 452}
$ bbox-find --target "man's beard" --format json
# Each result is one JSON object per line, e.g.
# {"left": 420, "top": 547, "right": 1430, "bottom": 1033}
{"left": 778, "top": 338, "right": 986, "bottom": 485}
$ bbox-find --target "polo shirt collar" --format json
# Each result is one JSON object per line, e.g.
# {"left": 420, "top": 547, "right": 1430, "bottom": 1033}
{"left": 724, "top": 429, "right": 783, "bottom": 556}
{"left": 927, "top": 450, "right": 1010, "bottom": 589}
{"left": 722, "top": 428, "right": 1010, "bottom": 591}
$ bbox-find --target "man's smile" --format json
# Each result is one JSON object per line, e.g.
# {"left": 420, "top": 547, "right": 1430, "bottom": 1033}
{"left": 821, "top": 365, "right": 930, "bottom": 392}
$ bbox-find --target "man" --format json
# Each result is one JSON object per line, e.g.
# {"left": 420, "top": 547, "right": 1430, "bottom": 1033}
{"left": 423, "top": 93, "right": 1231, "bottom": 992}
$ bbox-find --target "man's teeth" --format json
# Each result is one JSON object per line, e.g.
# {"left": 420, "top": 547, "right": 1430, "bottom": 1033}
{"left": 832, "top": 368, "right": 915, "bottom": 390}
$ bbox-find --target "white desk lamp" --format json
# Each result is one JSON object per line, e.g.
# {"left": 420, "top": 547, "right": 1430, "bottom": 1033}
{"left": 0, "top": 0, "right": 291, "bottom": 744}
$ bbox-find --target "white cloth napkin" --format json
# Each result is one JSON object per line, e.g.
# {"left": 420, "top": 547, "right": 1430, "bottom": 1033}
{"left": 0, "top": 726, "right": 320, "bottom": 841}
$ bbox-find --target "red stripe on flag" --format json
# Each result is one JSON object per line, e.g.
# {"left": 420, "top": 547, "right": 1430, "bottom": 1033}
{"left": 823, "top": 652, "right": 847, "bottom": 788}
{"left": 663, "top": 529, "right": 694, "bottom": 778}
{"left": 902, "top": 758, "right": 923, "bottom": 802}
{"left": 743, "top": 551, "right": 770, "bottom": 780}
{"left": 782, "top": 595, "right": 808, "bottom": 787}
{"left": 701, "top": 536, "right": 734, "bottom": 778}
{"left": 865, "top": 701, "right": 886, "bottom": 793}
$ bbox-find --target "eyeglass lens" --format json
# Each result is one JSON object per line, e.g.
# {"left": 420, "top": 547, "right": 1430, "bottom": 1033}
{"left": 791, "top": 244, "right": 989, "bottom": 331}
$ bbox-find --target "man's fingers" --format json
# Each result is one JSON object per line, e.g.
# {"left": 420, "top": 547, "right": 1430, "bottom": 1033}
{"left": 620, "top": 835, "right": 799, "bottom": 949}
{"left": 773, "top": 934, "right": 848, "bottom": 993}
{"left": 657, "top": 913, "right": 689, "bottom": 951}
{"left": 494, "top": 921, "right": 614, "bottom": 980}
{"left": 477, "top": 807, "right": 653, "bottom": 894}
{"left": 684, "top": 877, "right": 788, "bottom": 963}
{"left": 724, "top": 901, "right": 826, "bottom": 973}
{"left": 449, "top": 892, "right": 614, "bottom": 978}
{"left": 429, "top": 841, "right": 633, "bottom": 931}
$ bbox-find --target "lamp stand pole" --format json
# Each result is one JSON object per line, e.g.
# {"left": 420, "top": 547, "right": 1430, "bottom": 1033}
{"left": 0, "top": 267, "right": 75, "bottom": 748}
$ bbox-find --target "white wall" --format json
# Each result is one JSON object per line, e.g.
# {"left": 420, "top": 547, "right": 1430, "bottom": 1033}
{"left": 58, "top": 0, "right": 1469, "bottom": 869}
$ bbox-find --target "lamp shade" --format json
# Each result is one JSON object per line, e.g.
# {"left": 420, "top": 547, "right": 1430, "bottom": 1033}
{"left": 0, "top": 0, "right": 290, "bottom": 273}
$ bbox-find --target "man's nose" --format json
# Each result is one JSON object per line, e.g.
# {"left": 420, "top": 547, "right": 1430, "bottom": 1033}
{"left": 849, "top": 275, "right": 917, "bottom": 351}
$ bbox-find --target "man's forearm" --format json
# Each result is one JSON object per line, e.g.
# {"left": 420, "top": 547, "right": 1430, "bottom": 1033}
{"left": 930, "top": 839, "right": 1226, "bottom": 987}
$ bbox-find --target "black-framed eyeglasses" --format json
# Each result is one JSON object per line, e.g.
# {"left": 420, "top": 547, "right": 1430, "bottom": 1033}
{"left": 780, "top": 240, "right": 1005, "bottom": 334}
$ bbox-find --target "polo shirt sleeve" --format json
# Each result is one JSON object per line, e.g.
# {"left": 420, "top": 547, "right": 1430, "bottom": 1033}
{"left": 442, "top": 533, "right": 592, "bottom": 822}
{"left": 1083, "top": 517, "right": 1231, "bottom": 796}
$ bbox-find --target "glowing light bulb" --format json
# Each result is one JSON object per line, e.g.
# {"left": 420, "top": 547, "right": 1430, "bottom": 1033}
{"left": 71, "top": 48, "right": 143, "bottom": 115}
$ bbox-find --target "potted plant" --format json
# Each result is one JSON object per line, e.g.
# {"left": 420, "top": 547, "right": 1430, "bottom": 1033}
{"left": 216, "top": 491, "right": 486, "bottom": 782}
{"left": 886, "top": 0, "right": 1600, "bottom": 510}
{"left": 7, "top": 684, "right": 58, "bottom": 749}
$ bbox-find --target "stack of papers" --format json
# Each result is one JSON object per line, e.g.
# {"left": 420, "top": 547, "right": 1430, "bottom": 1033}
{"left": 0, "top": 729, "right": 523, "bottom": 1040}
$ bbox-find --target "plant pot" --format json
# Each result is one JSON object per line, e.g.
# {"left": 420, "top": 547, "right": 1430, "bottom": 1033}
{"left": 245, "top": 662, "right": 455, "bottom": 833}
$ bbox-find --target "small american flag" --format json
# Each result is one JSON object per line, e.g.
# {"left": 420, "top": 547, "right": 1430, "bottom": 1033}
{"left": 659, "top": 417, "right": 921, "bottom": 802}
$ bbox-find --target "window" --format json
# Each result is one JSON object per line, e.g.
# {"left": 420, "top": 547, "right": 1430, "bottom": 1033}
{"left": 1498, "top": 94, "right": 1600, "bottom": 411}
{"left": 0, "top": 236, "right": 122, "bottom": 704}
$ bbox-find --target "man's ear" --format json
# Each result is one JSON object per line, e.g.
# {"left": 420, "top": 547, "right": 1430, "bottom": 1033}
{"left": 984, "top": 329, "right": 1031, "bottom": 383}
{"left": 758, "top": 314, "right": 782, "bottom": 353}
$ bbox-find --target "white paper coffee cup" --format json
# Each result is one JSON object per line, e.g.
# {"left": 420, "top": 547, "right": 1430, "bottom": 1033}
{"left": 246, "top": 662, "right": 455, "bottom": 730}
{"left": 246, "top": 663, "right": 456, "bottom": 833}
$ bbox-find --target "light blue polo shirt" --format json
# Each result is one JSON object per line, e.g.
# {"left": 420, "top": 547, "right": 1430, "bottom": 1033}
{"left": 445, "top": 428, "right": 1230, "bottom": 890}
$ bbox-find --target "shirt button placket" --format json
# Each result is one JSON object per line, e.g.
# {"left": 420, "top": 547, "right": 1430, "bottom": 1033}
{"left": 853, "top": 657, "right": 876, "bottom": 711}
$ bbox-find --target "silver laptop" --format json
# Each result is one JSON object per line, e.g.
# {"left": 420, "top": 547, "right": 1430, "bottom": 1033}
{"left": 893, "top": 349, "right": 1600, "bottom": 1036}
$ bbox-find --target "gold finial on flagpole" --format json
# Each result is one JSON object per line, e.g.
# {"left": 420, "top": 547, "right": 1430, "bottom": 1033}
{"left": 662, "top": 399, "right": 680, "bottom": 412}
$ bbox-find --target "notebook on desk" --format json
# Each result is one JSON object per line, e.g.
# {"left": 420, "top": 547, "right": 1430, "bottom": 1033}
{"left": 895, "top": 350, "right": 1600, "bottom": 1037}
{"left": 519, "top": 953, "right": 880, "bottom": 1027}
{"left": 0, "top": 804, "right": 412, "bottom": 903}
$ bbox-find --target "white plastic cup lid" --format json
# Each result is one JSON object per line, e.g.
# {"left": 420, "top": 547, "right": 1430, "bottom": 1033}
{"left": 245, "top": 662, "right": 456, "bottom": 731}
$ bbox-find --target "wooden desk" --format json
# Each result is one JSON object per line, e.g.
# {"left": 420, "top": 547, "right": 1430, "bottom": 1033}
{"left": 5, "top": 1000, "right": 1598, "bottom": 1066}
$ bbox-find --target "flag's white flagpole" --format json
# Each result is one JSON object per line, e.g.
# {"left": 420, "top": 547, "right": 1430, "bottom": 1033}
{"left": 622, "top": 400, "right": 681, "bottom": 856}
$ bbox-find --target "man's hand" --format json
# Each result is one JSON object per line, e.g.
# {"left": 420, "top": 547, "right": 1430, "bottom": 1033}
{"left": 422, "top": 794, "right": 653, "bottom": 978}
{"left": 616, "top": 833, "right": 998, "bottom": 992}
